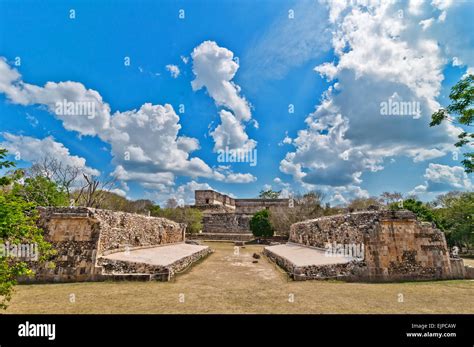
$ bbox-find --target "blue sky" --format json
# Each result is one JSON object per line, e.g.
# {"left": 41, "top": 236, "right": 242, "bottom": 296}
{"left": 0, "top": 0, "right": 472, "bottom": 206}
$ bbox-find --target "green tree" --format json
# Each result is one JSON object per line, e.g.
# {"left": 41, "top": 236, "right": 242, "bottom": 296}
{"left": 151, "top": 207, "right": 203, "bottom": 234}
{"left": 128, "top": 199, "right": 154, "bottom": 214}
{"left": 95, "top": 191, "right": 129, "bottom": 211}
{"left": 347, "top": 197, "right": 382, "bottom": 211}
{"left": 430, "top": 74, "right": 474, "bottom": 173}
{"left": 391, "top": 194, "right": 473, "bottom": 250}
{"left": 379, "top": 191, "right": 403, "bottom": 205}
{"left": 149, "top": 204, "right": 161, "bottom": 215}
{"left": 249, "top": 209, "right": 274, "bottom": 238}
{"left": 258, "top": 189, "right": 281, "bottom": 199}
{"left": 12, "top": 176, "right": 68, "bottom": 207}
{"left": 432, "top": 192, "right": 473, "bottom": 250}
{"left": 390, "top": 199, "right": 443, "bottom": 229}
{"left": 0, "top": 148, "right": 15, "bottom": 187}
{"left": 0, "top": 149, "right": 54, "bottom": 309}
{"left": 268, "top": 190, "right": 325, "bottom": 236}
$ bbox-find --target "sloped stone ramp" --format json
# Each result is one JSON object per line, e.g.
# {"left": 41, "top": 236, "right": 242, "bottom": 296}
{"left": 98, "top": 243, "right": 212, "bottom": 281}
{"left": 264, "top": 243, "right": 361, "bottom": 281}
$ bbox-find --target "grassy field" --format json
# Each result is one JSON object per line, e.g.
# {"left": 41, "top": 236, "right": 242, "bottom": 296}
{"left": 5, "top": 242, "right": 474, "bottom": 314}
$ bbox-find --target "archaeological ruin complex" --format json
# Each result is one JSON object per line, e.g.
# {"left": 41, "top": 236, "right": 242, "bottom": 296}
{"left": 21, "top": 191, "right": 472, "bottom": 283}
{"left": 190, "top": 189, "right": 289, "bottom": 241}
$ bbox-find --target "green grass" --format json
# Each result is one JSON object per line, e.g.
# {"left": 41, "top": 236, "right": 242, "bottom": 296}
{"left": 5, "top": 242, "right": 474, "bottom": 314}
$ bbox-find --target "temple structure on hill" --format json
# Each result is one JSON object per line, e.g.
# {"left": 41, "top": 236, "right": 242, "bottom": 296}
{"left": 191, "top": 189, "right": 289, "bottom": 241}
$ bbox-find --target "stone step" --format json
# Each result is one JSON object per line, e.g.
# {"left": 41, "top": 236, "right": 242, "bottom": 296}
{"left": 101, "top": 273, "right": 153, "bottom": 281}
{"left": 187, "top": 232, "right": 254, "bottom": 241}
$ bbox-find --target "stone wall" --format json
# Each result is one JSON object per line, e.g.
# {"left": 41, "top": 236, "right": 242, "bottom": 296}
{"left": 195, "top": 190, "right": 217, "bottom": 206}
{"left": 23, "top": 207, "right": 186, "bottom": 282}
{"left": 202, "top": 213, "right": 251, "bottom": 233}
{"left": 195, "top": 190, "right": 235, "bottom": 209}
{"left": 234, "top": 198, "right": 289, "bottom": 214}
{"left": 187, "top": 232, "right": 254, "bottom": 242}
{"left": 289, "top": 210, "right": 461, "bottom": 281}
{"left": 465, "top": 265, "right": 474, "bottom": 279}
{"left": 193, "top": 203, "right": 236, "bottom": 214}
{"left": 449, "top": 258, "right": 466, "bottom": 279}
{"left": 93, "top": 209, "right": 185, "bottom": 254}
{"left": 195, "top": 189, "right": 290, "bottom": 212}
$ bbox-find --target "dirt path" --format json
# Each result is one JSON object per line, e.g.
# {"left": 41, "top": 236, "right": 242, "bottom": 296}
{"left": 188, "top": 242, "right": 284, "bottom": 282}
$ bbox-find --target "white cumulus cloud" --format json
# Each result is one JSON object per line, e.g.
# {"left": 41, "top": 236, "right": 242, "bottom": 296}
{"left": 0, "top": 58, "right": 253, "bottom": 190}
{"left": 166, "top": 64, "right": 180, "bottom": 78}
{"left": 281, "top": 1, "right": 463, "bottom": 192}
{"left": 191, "top": 41, "right": 256, "bottom": 152}
{"left": 1, "top": 133, "right": 100, "bottom": 176}
{"left": 409, "top": 163, "right": 473, "bottom": 197}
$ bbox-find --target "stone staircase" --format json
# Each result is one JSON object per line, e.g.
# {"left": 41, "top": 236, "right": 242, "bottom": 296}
{"left": 187, "top": 232, "right": 254, "bottom": 242}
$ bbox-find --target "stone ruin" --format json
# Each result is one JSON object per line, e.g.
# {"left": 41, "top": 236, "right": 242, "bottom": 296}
{"left": 19, "top": 204, "right": 471, "bottom": 284}
{"left": 21, "top": 207, "right": 211, "bottom": 282}
{"left": 264, "top": 210, "right": 468, "bottom": 282}
{"left": 189, "top": 189, "right": 289, "bottom": 241}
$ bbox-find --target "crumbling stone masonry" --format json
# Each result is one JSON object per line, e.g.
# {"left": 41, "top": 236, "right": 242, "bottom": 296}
{"left": 265, "top": 210, "right": 466, "bottom": 282}
{"left": 194, "top": 190, "right": 236, "bottom": 211}
{"left": 201, "top": 213, "right": 251, "bottom": 234}
{"left": 22, "top": 207, "right": 210, "bottom": 282}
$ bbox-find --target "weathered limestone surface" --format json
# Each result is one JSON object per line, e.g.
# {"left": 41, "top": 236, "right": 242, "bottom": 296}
{"left": 194, "top": 190, "right": 235, "bottom": 210}
{"left": 202, "top": 213, "right": 251, "bottom": 233}
{"left": 267, "top": 210, "right": 463, "bottom": 282}
{"left": 234, "top": 199, "right": 290, "bottom": 214}
{"left": 465, "top": 265, "right": 474, "bottom": 279}
{"left": 24, "top": 207, "right": 190, "bottom": 283}
{"left": 98, "top": 245, "right": 212, "bottom": 281}
{"left": 187, "top": 232, "right": 254, "bottom": 242}
{"left": 93, "top": 209, "right": 186, "bottom": 254}
{"left": 263, "top": 247, "right": 365, "bottom": 281}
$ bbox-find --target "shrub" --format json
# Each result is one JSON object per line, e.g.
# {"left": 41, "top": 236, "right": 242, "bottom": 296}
{"left": 151, "top": 207, "right": 203, "bottom": 233}
{"left": 390, "top": 199, "right": 443, "bottom": 229}
{"left": 249, "top": 209, "right": 274, "bottom": 238}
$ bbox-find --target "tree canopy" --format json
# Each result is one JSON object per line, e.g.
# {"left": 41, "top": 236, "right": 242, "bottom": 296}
{"left": 250, "top": 209, "right": 274, "bottom": 238}
{"left": 0, "top": 149, "right": 54, "bottom": 309}
{"left": 431, "top": 74, "right": 474, "bottom": 173}
{"left": 258, "top": 189, "right": 281, "bottom": 199}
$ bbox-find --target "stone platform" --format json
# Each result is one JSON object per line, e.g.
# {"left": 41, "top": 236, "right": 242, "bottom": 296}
{"left": 266, "top": 210, "right": 466, "bottom": 282}
{"left": 98, "top": 243, "right": 212, "bottom": 281}
{"left": 264, "top": 243, "right": 360, "bottom": 280}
